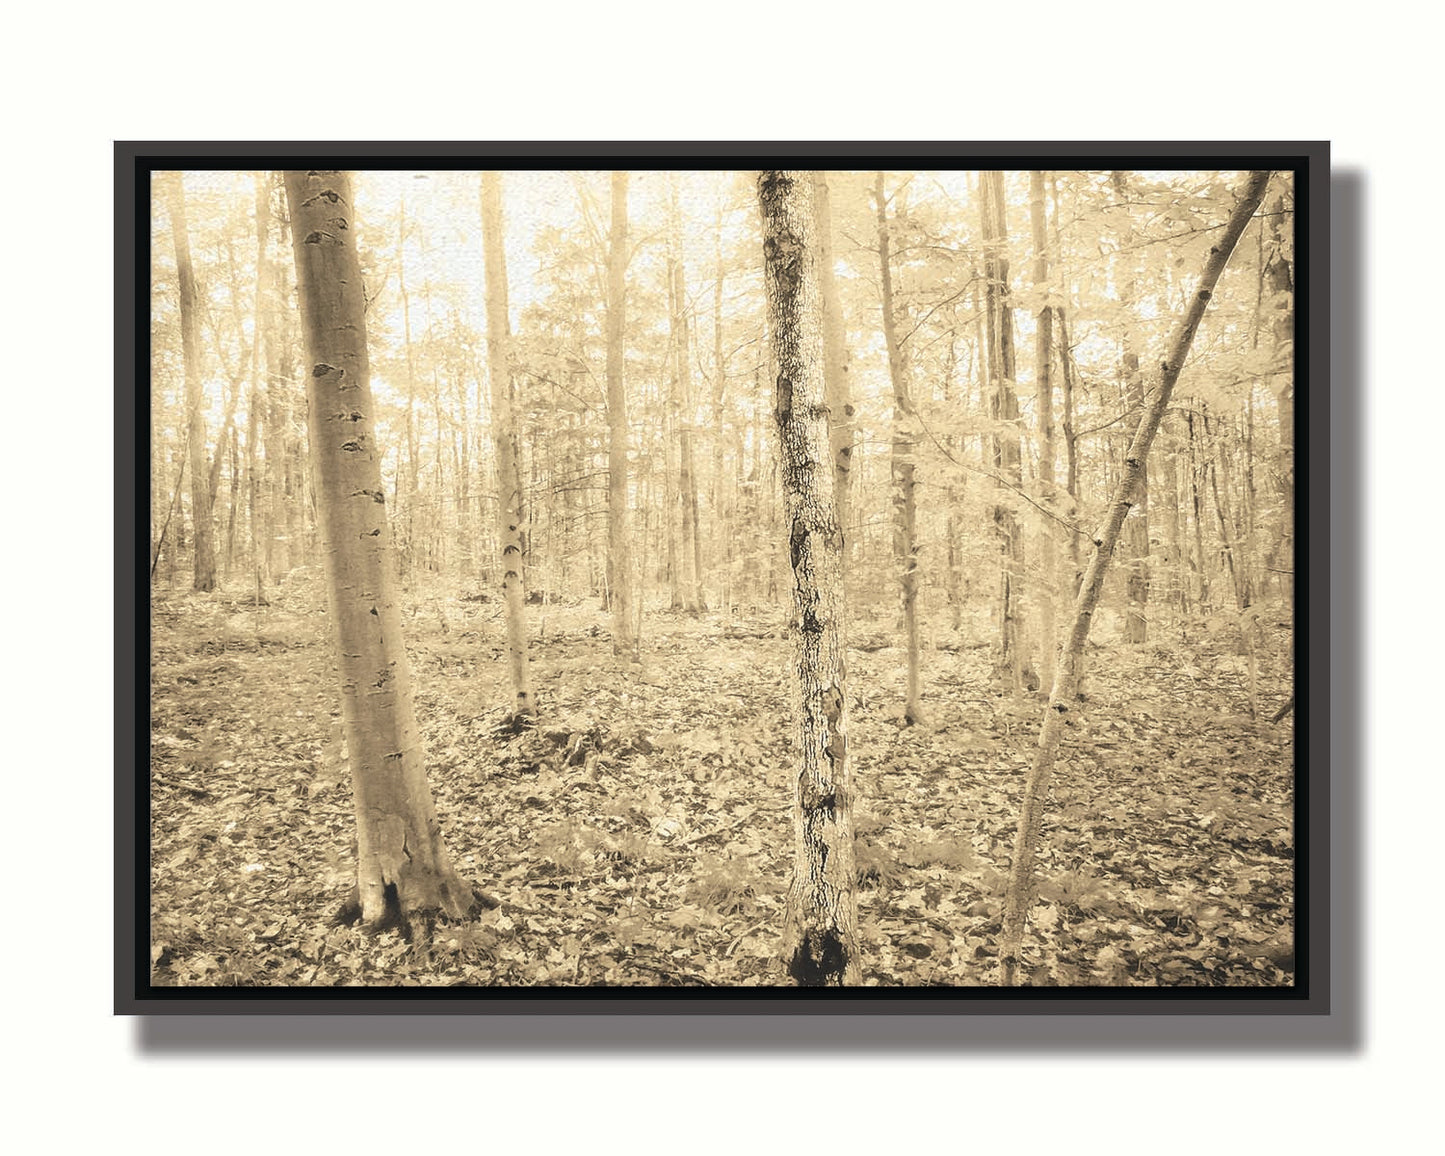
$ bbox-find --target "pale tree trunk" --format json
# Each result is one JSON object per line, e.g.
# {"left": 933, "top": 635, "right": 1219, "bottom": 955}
{"left": 667, "top": 176, "right": 703, "bottom": 612}
{"left": 874, "top": 172, "right": 924, "bottom": 725}
{"left": 163, "top": 171, "right": 216, "bottom": 592}
{"left": 1112, "top": 172, "right": 1151, "bottom": 644}
{"left": 758, "top": 170, "right": 860, "bottom": 987}
{"left": 481, "top": 172, "right": 536, "bottom": 720}
{"left": 813, "top": 172, "right": 854, "bottom": 559}
{"left": 997, "top": 170, "right": 1270, "bottom": 985}
{"left": 1056, "top": 307, "right": 1082, "bottom": 594}
{"left": 266, "top": 173, "right": 291, "bottom": 580}
{"left": 284, "top": 170, "right": 475, "bottom": 931}
{"left": 606, "top": 172, "right": 637, "bottom": 658}
{"left": 980, "top": 171, "right": 1030, "bottom": 691}
{"left": 246, "top": 172, "right": 269, "bottom": 591}
{"left": 398, "top": 193, "right": 420, "bottom": 577}
{"left": 1029, "top": 171, "right": 1059, "bottom": 691}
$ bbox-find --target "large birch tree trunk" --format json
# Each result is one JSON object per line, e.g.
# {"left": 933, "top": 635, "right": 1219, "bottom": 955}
{"left": 284, "top": 170, "right": 474, "bottom": 932}
{"left": 481, "top": 171, "right": 536, "bottom": 721}
{"left": 997, "top": 170, "right": 1271, "bottom": 985}
{"left": 758, "top": 170, "right": 861, "bottom": 986}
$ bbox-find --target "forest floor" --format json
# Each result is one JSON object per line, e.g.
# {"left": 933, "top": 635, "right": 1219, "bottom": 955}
{"left": 147, "top": 569, "right": 1296, "bottom": 988}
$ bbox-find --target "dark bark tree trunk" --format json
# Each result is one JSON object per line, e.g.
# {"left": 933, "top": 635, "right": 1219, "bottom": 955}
{"left": 481, "top": 171, "right": 537, "bottom": 720}
{"left": 998, "top": 170, "right": 1270, "bottom": 985}
{"left": 758, "top": 170, "right": 860, "bottom": 987}
{"left": 284, "top": 169, "right": 475, "bottom": 932}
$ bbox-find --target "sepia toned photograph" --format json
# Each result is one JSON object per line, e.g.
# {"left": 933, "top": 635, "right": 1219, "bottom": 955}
{"left": 130, "top": 152, "right": 1314, "bottom": 1003}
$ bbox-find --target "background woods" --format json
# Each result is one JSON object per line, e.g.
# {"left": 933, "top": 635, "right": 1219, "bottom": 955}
{"left": 149, "top": 168, "right": 1296, "bottom": 988}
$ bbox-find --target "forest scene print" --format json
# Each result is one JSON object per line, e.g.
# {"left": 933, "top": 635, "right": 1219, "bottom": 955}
{"left": 145, "top": 165, "right": 1298, "bottom": 989}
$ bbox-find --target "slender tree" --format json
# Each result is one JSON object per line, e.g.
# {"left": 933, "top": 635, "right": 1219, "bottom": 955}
{"left": 284, "top": 169, "right": 475, "bottom": 931}
{"left": 163, "top": 171, "right": 217, "bottom": 592}
{"left": 1030, "top": 170, "right": 1060, "bottom": 691}
{"left": 874, "top": 172, "right": 925, "bottom": 725}
{"left": 998, "top": 170, "right": 1271, "bottom": 985}
{"left": 1112, "top": 171, "right": 1151, "bottom": 644}
{"left": 813, "top": 172, "right": 853, "bottom": 552}
{"left": 758, "top": 170, "right": 860, "bottom": 986}
{"left": 481, "top": 171, "right": 536, "bottom": 720}
{"left": 980, "top": 170, "right": 1030, "bottom": 691}
{"left": 667, "top": 175, "right": 704, "bottom": 612}
{"left": 606, "top": 172, "right": 637, "bottom": 657}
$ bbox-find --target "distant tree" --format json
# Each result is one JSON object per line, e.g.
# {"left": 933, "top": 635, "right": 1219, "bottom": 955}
{"left": 667, "top": 174, "right": 705, "bottom": 612}
{"left": 874, "top": 172, "right": 925, "bottom": 726}
{"left": 606, "top": 172, "right": 637, "bottom": 657}
{"left": 162, "top": 171, "right": 216, "bottom": 592}
{"left": 284, "top": 169, "right": 475, "bottom": 932}
{"left": 481, "top": 171, "right": 536, "bottom": 721}
{"left": 1029, "top": 171, "right": 1060, "bottom": 689}
{"left": 998, "top": 170, "right": 1271, "bottom": 985}
{"left": 812, "top": 172, "right": 854, "bottom": 555}
{"left": 758, "top": 169, "right": 861, "bottom": 986}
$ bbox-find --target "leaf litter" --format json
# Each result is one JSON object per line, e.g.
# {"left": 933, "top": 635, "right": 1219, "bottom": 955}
{"left": 149, "top": 581, "right": 1294, "bottom": 988}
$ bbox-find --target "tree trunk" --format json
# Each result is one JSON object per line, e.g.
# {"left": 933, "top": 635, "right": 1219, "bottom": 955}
{"left": 997, "top": 170, "right": 1270, "bottom": 985}
{"left": 758, "top": 170, "right": 860, "bottom": 987}
{"left": 283, "top": 169, "right": 474, "bottom": 931}
{"left": 605, "top": 173, "right": 637, "bottom": 658}
{"left": 1111, "top": 171, "right": 1151, "bottom": 645}
{"left": 246, "top": 173, "right": 270, "bottom": 590}
{"left": 1263, "top": 192, "right": 1294, "bottom": 604}
{"left": 980, "top": 171, "right": 1030, "bottom": 691}
{"left": 1030, "top": 171, "right": 1059, "bottom": 691}
{"left": 813, "top": 172, "right": 854, "bottom": 557}
{"left": 667, "top": 176, "right": 703, "bottom": 613}
{"left": 164, "top": 171, "right": 217, "bottom": 592}
{"left": 481, "top": 172, "right": 536, "bottom": 720}
{"left": 874, "top": 172, "right": 924, "bottom": 725}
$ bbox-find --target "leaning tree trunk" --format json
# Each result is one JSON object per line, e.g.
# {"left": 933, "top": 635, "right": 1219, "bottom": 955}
{"left": 997, "top": 170, "right": 1271, "bottom": 986}
{"left": 481, "top": 172, "right": 536, "bottom": 720}
{"left": 606, "top": 172, "right": 637, "bottom": 658}
{"left": 874, "top": 172, "right": 924, "bottom": 726}
{"left": 758, "top": 170, "right": 861, "bottom": 987}
{"left": 284, "top": 169, "right": 474, "bottom": 932}
{"left": 163, "top": 171, "right": 217, "bottom": 593}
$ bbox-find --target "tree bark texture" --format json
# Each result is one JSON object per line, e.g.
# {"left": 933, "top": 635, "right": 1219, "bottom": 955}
{"left": 164, "top": 172, "right": 217, "bottom": 592}
{"left": 284, "top": 170, "right": 473, "bottom": 929}
{"left": 758, "top": 170, "right": 860, "bottom": 987}
{"left": 606, "top": 172, "right": 638, "bottom": 657}
{"left": 874, "top": 172, "right": 924, "bottom": 725}
{"left": 997, "top": 170, "right": 1271, "bottom": 985}
{"left": 481, "top": 172, "right": 537, "bottom": 719}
